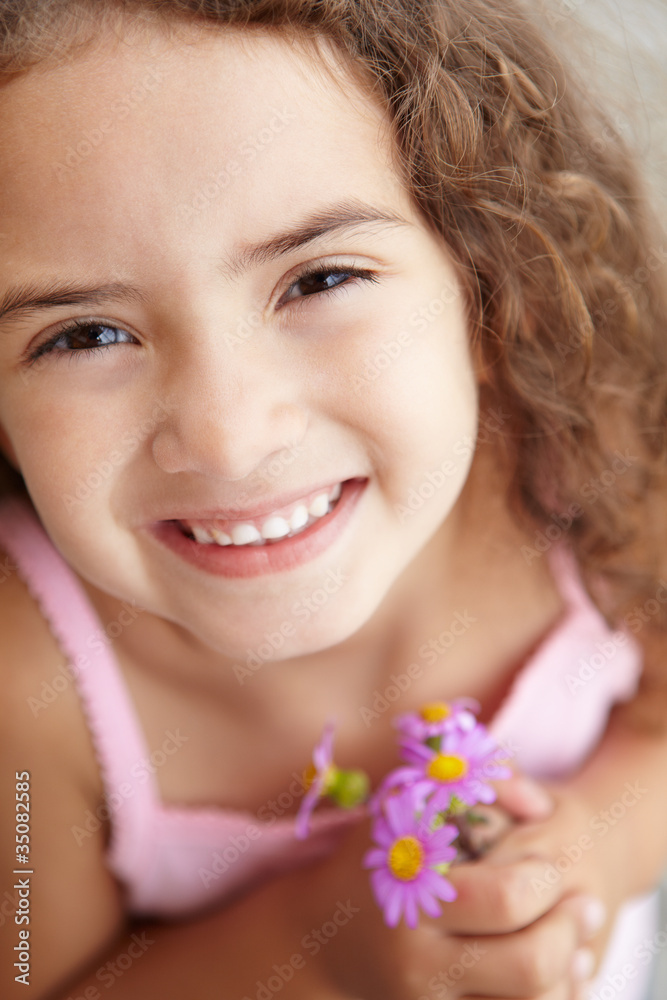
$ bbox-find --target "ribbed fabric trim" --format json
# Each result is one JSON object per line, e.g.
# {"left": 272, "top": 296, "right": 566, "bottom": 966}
{"left": 0, "top": 495, "right": 158, "bottom": 887}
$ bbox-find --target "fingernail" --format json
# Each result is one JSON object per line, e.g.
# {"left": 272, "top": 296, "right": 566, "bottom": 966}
{"left": 581, "top": 897, "right": 607, "bottom": 937}
{"left": 571, "top": 947, "right": 595, "bottom": 982}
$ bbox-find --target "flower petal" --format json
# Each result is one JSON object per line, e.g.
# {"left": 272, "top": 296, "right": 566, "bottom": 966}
{"left": 423, "top": 869, "right": 457, "bottom": 902}
{"left": 399, "top": 739, "right": 434, "bottom": 764}
{"left": 426, "top": 823, "right": 458, "bottom": 851}
{"left": 424, "top": 842, "right": 457, "bottom": 870}
{"left": 377, "top": 766, "right": 422, "bottom": 796}
{"left": 416, "top": 881, "right": 443, "bottom": 919}
{"left": 294, "top": 786, "right": 320, "bottom": 839}
{"left": 370, "top": 867, "right": 394, "bottom": 906}
{"left": 362, "top": 848, "right": 387, "bottom": 870}
{"left": 428, "top": 786, "right": 456, "bottom": 812}
{"left": 403, "top": 889, "right": 419, "bottom": 929}
{"left": 371, "top": 816, "right": 394, "bottom": 847}
{"left": 384, "top": 881, "right": 406, "bottom": 928}
{"left": 313, "top": 722, "right": 335, "bottom": 770}
{"left": 384, "top": 786, "right": 419, "bottom": 836}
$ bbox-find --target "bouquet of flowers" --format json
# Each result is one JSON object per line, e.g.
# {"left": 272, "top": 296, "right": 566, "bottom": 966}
{"left": 295, "top": 699, "right": 512, "bottom": 929}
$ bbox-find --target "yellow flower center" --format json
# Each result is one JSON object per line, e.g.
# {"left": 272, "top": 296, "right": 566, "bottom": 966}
{"left": 302, "top": 763, "right": 335, "bottom": 793}
{"left": 420, "top": 701, "right": 451, "bottom": 723}
{"left": 302, "top": 764, "right": 317, "bottom": 790}
{"left": 388, "top": 835, "right": 424, "bottom": 881}
{"left": 427, "top": 753, "right": 468, "bottom": 782}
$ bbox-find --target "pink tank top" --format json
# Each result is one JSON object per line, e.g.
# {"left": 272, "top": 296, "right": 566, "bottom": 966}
{"left": 0, "top": 493, "right": 658, "bottom": 997}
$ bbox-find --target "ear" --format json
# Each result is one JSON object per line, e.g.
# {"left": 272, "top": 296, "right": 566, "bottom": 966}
{"left": 0, "top": 424, "right": 19, "bottom": 469}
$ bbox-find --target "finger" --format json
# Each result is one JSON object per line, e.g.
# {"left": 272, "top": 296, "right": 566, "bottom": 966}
{"left": 455, "top": 802, "right": 516, "bottom": 858}
{"left": 440, "top": 895, "right": 601, "bottom": 998}
{"left": 490, "top": 773, "right": 554, "bottom": 821}
{"left": 438, "top": 855, "right": 566, "bottom": 934}
{"left": 460, "top": 981, "right": 591, "bottom": 1000}
{"left": 460, "top": 987, "right": 571, "bottom": 1000}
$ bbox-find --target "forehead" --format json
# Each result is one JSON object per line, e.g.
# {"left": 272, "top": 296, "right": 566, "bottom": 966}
{"left": 0, "top": 18, "right": 413, "bottom": 274}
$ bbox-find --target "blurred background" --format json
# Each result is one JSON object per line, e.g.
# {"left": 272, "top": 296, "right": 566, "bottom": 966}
{"left": 537, "top": 0, "right": 667, "bottom": 218}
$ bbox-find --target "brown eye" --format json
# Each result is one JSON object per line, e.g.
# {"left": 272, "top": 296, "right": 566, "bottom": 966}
{"left": 282, "top": 266, "right": 381, "bottom": 307}
{"left": 289, "top": 270, "right": 350, "bottom": 297}
{"left": 29, "top": 322, "right": 136, "bottom": 363}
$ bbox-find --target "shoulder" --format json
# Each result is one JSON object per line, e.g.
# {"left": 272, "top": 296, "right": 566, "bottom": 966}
{"left": 0, "top": 541, "right": 126, "bottom": 997}
{"left": 0, "top": 534, "right": 100, "bottom": 789}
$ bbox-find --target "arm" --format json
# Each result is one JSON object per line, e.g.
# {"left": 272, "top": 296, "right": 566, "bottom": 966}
{"left": 43, "top": 884, "right": 352, "bottom": 1000}
{"left": 0, "top": 559, "right": 127, "bottom": 1000}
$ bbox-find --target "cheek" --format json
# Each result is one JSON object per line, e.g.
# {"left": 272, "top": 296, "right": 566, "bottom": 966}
{"left": 393, "top": 356, "right": 477, "bottom": 521}
{"left": 3, "top": 388, "right": 147, "bottom": 593}
{"left": 348, "top": 300, "right": 478, "bottom": 446}
{"left": 4, "top": 384, "right": 134, "bottom": 512}
{"left": 337, "top": 298, "right": 478, "bottom": 492}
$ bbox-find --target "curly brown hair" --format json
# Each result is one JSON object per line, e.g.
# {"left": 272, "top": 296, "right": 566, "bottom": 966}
{"left": 1, "top": 0, "right": 666, "bottom": 727}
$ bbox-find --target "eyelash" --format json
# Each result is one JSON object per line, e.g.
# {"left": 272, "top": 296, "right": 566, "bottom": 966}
{"left": 23, "top": 264, "right": 382, "bottom": 366}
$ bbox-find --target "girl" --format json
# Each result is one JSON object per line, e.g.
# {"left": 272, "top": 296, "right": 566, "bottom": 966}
{"left": 0, "top": 1, "right": 666, "bottom": 998}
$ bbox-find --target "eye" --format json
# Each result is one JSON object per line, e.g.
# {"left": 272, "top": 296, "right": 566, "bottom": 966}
{"left": 25, "top": 321, "right": 137, "bottom": 364}
{"left": 23, "top": 264, "right": 382, "bottom": 365}
{"left": 281, "top": 265, "right": 381, "bottom": 308}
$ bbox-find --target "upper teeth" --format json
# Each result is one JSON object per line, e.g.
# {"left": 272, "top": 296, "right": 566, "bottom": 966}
{"left": 185, "top": 481, "right": 343, "bottom": 547}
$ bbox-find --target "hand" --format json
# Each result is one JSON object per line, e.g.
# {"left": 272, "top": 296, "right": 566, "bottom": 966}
{"left": 292, "top": 773, "right": 606, "bottom": 999}
{"left": 475, "top": 770, "right": 629, "bottom": 983}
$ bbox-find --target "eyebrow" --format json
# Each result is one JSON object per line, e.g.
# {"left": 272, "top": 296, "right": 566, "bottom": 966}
{"left": 0, "top": 280, "right": 148, "bottom": 328}
{"left": 0, "top": 199, "right": 412, "bottom": 327}
{"left": 217, "top": 198, "right": 412, "bottom": 281}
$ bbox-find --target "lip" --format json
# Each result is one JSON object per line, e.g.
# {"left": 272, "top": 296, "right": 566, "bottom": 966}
{"left": 149, "top": 479, "right": 350, "bottom": 524}
{"left": 144, "top": 477, "right": 368, "bottom": 579}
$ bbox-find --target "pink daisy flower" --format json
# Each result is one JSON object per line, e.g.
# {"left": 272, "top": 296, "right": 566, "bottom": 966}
{"left": 377, "top": 723, "right": 512, "bottom": 814}
{"left": 295, "top": 721, "right": 337, "bottom": 840}
{"left": 394, "top": 698, "right": 480, "bottom": 742}
{"left": 363, "top": 785, "right": 458, "bottom": 928}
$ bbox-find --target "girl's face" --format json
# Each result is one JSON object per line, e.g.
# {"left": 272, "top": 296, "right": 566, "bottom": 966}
{"left": 0, "top": 19, "right": 479, "bottom": 659}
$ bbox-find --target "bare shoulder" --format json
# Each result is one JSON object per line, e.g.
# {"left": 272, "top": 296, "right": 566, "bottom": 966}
{"left": 0, "top": 544, "right": 126, "bottom": 998}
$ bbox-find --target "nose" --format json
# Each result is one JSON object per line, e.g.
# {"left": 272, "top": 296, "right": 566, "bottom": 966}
{"left": 151, "top": 333, "right": 308, "bottom": 482}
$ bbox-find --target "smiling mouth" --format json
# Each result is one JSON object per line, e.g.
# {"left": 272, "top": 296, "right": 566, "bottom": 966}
{"left": 148, "top": 478, "right": 369, "bottom": 579}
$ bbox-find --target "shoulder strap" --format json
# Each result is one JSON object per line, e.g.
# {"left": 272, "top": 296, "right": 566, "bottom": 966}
{"left": 0, "top": 494, "right": 158, "bottom": 879}
{"left": 489, "top": 540, "right": 642, "bottom": 776}
{"left": 544, "top": 541, "right": 596, "bottom": 612}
